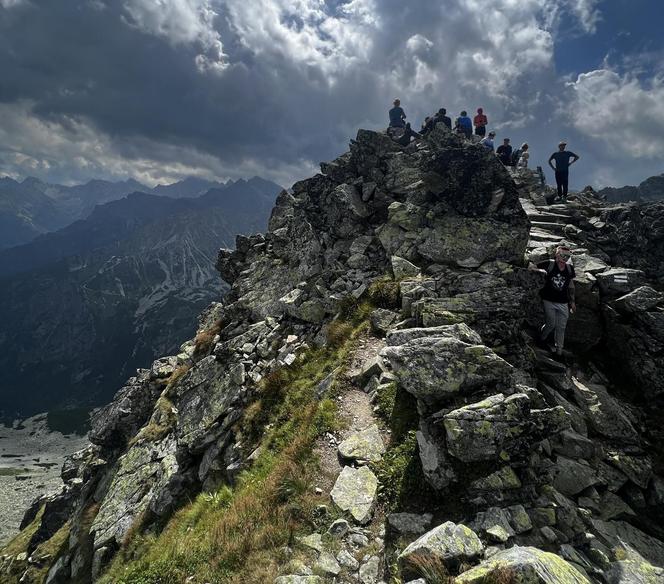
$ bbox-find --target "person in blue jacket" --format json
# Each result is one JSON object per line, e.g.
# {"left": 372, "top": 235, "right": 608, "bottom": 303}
{"left": 389, "top": 99, "right": 407, "bottom": 128}
{"left": 455, "top": 110, "right": 472, "bottom": 138}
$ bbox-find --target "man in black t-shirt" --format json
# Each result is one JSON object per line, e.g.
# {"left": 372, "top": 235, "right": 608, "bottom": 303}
{"left": 496, "top": 138, "right": 513, "bottom": 166}
{"left": 535, "top": 246, "right": 576, "bottom": 358}
{"left": 548, "top": 141, "right": 580, "bottom": 201}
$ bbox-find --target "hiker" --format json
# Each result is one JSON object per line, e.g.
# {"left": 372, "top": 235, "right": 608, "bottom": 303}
{"left": 455, "top": 110, "right": 472, "bottom": 138}
{"left": 420, "top": 116, "right": 435, "bottom": 135}
{"left": 480, "top": 131, "right": 496, "bottom": 151}
{"left": 515, "top": 143, "right": 529, "bottom": 168}
{"left": 434, "top": 108, "right": 452, "bottom": 129}
{"left": 496, "top": 138, "right": 513, "bottom": 165}
{"left": 394, "top": 122, "right": 421, "bottom": 146}
{"left": 389, "top": 99, "right": 407, "bottom": 128}
{"left": 474, "top": 108, "right": 488, "bottom": 136}
{"left": 535, "top": 246, "right": 576, "bottom": 359}
{"left": 548, "top": 141, "right": 579, "bottom": 202}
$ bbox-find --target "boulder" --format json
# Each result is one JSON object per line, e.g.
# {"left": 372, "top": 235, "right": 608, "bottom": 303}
{"left": 612, "top": 286, "right": 663, "bottom": 315}
{"left": 383, "top": 336, "right": 515, "bottom": 411}
{"left": 455, "top": 546, "right": 591, "bottom": 584}
{"left": 392, "top": 255, "right": 422, "bottom": 279}
{"left": 443, "top": 393, "right": 569, "bottom": 463}
{"left": 330, "top": 466, "right": 378, "bottom": 524}
{"left": 596, "top": 268, "right": 646, "bottom": 300}
{"left": 388, "top": 512, "right": 433, "bottom": 536}
{"left": 398, "top": 521, "right": 483, "bottom": 576}
{"left": 338, "top": 425, "right": 385, "bottom": 464}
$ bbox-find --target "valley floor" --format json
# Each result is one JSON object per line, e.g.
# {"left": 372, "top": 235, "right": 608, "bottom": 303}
{"left": 0, "top": 415, "right": 88, "bottom": 545}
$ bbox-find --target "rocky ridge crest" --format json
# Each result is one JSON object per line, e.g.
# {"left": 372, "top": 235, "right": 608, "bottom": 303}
{"left": 3, "top": 124, "right": 664, "bottom": 584}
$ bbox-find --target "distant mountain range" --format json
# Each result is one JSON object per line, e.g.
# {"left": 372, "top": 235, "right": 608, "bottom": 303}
{"left": 598, "top": 173, "right": 664, "bottom": 203}
{"left": 0, "top": 175, "right": 235, "bottom": 250}
{"left": 0, "top": 177, "right": 282, "bottom": 418}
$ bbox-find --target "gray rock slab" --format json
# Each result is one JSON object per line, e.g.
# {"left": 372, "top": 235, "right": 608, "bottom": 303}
{"left": 338, "top": 425, "right": 385, "bottom": 464}
{"left": 330, "top": 466, "right": 378, "bottom": 524}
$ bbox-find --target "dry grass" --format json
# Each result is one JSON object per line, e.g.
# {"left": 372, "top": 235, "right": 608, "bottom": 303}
{"left": 403, "top": 553, "right": 453, "bottom": 584}
{"left": 193, "top": 319, "right": 225, "bottom": 358}
{"left": 486, "top": 565, "right": 519, "bottom": 584}
{"left": 128, "top": 395, "right": 177, "bottom": 447}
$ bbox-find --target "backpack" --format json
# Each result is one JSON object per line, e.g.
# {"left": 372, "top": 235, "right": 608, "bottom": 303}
{"left": 512, "top": 149, "right": 522, "bottom": 166}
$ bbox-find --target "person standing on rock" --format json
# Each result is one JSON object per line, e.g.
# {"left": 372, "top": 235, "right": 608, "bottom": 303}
{"left": 536, "top": 246, "right": 576, "bottom": 359}
{"left": 455, "top": 111, "right": 472, "bottom": 138}
{"left": 496, "top": 138, "right": 513, "bottom": 165}
{"left": 548, "top": 141, "right": 579, "bottom": 202}
{"left": 474, "top": 108, "right": 488, "bottom": 136}
{"left": 480, "top": 131, "right": 496, "bottom": 151}
{"left": 389, "top": 99, "right": 407, "bottom": 128}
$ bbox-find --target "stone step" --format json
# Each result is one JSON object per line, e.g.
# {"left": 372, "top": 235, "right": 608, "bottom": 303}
{"left": 534, "top": 204, "right": 573, "bottom": 215}
{"left": 530, "top": 211, "right": 573, "bottom": 222}
{"left": 529, "top": 229, "right": 564, "bottom": 242}
{"left": 530, "top": 221, "right": 567, "bottom": 233}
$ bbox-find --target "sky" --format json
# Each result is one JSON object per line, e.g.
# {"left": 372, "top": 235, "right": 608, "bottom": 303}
{"left": 0, "top": 0, "right": 663, "bottom": 190}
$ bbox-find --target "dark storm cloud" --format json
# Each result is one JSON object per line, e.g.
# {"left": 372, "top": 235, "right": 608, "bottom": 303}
{"left": 0, "top": 0, "right": 661, "bottom": 188}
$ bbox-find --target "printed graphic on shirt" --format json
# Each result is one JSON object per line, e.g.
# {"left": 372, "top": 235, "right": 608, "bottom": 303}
{"left": 551, "top": 273, "right": 566, "bottom": 291}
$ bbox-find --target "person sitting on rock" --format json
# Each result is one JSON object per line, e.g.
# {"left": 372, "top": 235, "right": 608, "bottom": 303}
{"left": 535, "top": 246, "right": 576, "bottom": 359}
{"left": 496, "top": 138, "right": 513, "bottom": 165}
{"left": 480, "top": 131, "right": 496, "bottom": 151}
{"left": 516, "top": 143, "right": 530, "bottom": 168}
{"left": 474, "top": 108, "right": 488, "bottom": 136}
{"left": 420, "top": 116, "right": 436, "bottom": 135}
{"left": 389, "top": 98, "right": 407, "bottom": 128}
{"left": 434, "top": 108, "right": 452, "bottom": 129}
{"left": 455, "top": 111, "right": 473, "bottom": 138}
{"left": 394, "top": 122, "right": 421, "bottom": 146}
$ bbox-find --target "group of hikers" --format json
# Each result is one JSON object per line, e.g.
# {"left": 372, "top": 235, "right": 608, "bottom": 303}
{"left": 388, "top": 99, "right": 580, "bottom": 202}
{"left": 388, "top": 99, "right": 579, "bottom": 361}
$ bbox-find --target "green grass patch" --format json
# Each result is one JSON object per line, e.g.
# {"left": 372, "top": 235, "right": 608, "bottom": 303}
{"left": 98, "top": 307, "right": 369, "bottom": 584}
{"left": 372, "top": 431, "right": 436, "bottom": 513}
{"left": 0, "top": 506, "right": 71, "bottom": 584}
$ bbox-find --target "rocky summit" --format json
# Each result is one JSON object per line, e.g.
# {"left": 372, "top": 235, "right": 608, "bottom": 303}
{"left": 3, "top": 123, "right": 664, "bottom": 584}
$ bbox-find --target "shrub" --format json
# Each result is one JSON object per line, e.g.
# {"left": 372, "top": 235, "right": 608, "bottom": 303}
{"left": 367, "top": 277, "right": 400, "bottom": 309}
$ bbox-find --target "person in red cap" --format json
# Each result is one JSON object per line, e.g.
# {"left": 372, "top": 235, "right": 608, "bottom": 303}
{"left": 474, "top": 108, "right": 488, "bottom": 137}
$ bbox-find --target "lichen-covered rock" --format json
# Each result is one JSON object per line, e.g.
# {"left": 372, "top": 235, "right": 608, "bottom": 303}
{"left": 383, "top": 335, "right": 515, "bottom": 411}
{"left": 274, "top": 576, "right": 323, "bottom": 584}
{"left": 338, "top": 425, "right": 385, "bottom": 464}
{"left": 443, "top": 393, "right": 569, "bottom": 463}
{"left": 398, "top": 521, "right": 483, "bottom": 576}
{"left": 90, "top": 434, "right": 180, "bottom": 550}
{"left": 330, "top": 466, "right": 378, "bottom": 524}
{"left": 455, "top": 546, "right": 591, "bottom": 584}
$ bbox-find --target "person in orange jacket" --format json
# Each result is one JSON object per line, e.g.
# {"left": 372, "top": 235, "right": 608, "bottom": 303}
{"left": 474, "top": 108, "right": 488, "bottom": 137}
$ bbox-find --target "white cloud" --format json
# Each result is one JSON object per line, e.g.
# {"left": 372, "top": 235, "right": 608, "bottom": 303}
{"left": 0, "top": 0, "right": 25, "bottom": 7}
{"left": 122, "top": 0, "right": 228, "bottom": 71}
{"left": 542, "top": 0, "right": 601, "bottom": 34}
{"left": 567, "top": 69, "right": 664, "bottom": 158}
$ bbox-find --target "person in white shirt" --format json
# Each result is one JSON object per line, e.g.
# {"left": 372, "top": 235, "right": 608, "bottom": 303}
{"left": 480, "top": 131, "right": 495, "bottom": 151}
{"left": 517, "top": 143, "right": 530, "bottom": 168}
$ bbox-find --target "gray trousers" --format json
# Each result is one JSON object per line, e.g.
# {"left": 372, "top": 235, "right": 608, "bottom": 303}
{"left": 541, "top": 300, "right": 569, "bottom": 353}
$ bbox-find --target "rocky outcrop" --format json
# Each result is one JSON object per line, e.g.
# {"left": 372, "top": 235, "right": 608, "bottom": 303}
{"left": 9, "top": 124, "right": 664, "bottom": 584}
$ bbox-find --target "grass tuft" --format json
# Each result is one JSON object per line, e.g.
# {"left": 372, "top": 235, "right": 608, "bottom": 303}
{"left": 403, "top": 553, "right": 453, "bottom": 584}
